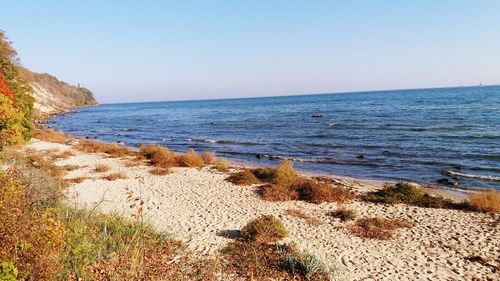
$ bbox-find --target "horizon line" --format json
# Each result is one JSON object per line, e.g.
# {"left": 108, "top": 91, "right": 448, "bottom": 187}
{"left": 99, "top": 83, "right": 500, "bottom": 106}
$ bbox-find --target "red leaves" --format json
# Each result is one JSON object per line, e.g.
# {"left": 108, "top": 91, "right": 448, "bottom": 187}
{"left": 0, "top": 73, "right": 15, "bottom": 100}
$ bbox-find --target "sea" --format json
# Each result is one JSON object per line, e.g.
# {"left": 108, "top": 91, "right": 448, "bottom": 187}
{"left": 49, "top": 86, "right": 500, "bottom": 191}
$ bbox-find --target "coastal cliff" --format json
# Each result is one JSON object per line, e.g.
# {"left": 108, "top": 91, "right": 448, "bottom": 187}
{"left": 20, "top": 67, "right": 97, "bottom": 115}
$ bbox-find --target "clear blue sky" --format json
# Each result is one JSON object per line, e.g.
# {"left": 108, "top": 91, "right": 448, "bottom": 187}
{"left": 2, "top": 0, "right": 499, "bottom": 103}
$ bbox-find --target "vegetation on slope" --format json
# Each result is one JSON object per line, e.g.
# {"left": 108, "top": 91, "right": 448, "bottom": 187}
{"left": 0, "top": 31, "right": 34, "bottom": 148}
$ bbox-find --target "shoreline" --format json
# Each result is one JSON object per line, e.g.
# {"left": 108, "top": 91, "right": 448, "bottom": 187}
{"left": 21, "top": 135, "right": 500, "bottom": 280}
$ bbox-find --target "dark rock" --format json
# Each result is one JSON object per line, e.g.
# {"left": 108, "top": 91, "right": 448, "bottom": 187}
{"left": 256, "top": 154, "right": 264, "bottom": 159}
{"left": 356, "top": 155, "right": 364, "bottom": 159}
{"left": 311, "top": 114, "right": 324, "bottom": 118}
{"left": 382, "top": 150, "right": 391, "bottom": 155}
{"left": 436, "top": 178, "right": 459, "bottom": 186}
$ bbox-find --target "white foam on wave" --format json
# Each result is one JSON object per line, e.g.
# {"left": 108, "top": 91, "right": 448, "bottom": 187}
{"left": 445, "top": 170, "right": 500, "bottom": 181}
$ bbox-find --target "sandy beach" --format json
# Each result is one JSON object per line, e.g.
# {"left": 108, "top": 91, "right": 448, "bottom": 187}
{"left": 22, "top": 137, "right": 499, "bottom": 280}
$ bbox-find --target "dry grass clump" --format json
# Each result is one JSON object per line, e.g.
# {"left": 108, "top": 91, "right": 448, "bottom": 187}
{"left": 55, "top": 150, "right": 74, "bottom": 159}
{"left": 149, "top": 167, "right": 171, "bottom": 176}
{"left": 328, "top": 208, "right": 357, "bottom": 222}
{"left": 261, "top": 179, "right": 353, "bottom": 204}
{"left": 240, "top": 215, "right": 288, "bottom": 243}
{"left": 214, "top": 158, "right": 230, "bottom": 171}
{"left": 201, "top": 151, "right": 215, "bottom": 164}
{"left": 252, "top": 160, "right": 298, "bottom": 184}
{"left": 220, "top": 242, "right": 338, "bottom": 281}
{"left": 293, "top": 179, "right": 353, "bottom": 204}
{"left": 178, "top": 149, "right": 205, "bottom": 167}
{"left": 365, "top": 182, "right": 468, "bottom": 210}
{"left": 102, "top": 172, "right": 128, "bottom": 181}
{"left": 94, "top": 164, "right": 110, "bottom": 173}
{"left": 226, "top": 169, "right": 261, "bottom": 185}
{"left": 139, "top": 144, "right": 177, "bottom": 167}
{"left": 33, "top": 128, "right": 69, "bottom": 143}
{"left": 286, "top": 209, "right": 323, "bottom": 226}
{"left": 468, "top": 190, "right": 500, "bottom": 213}
{"left": 350, "top": 217, "right": 414, "bottom": 240}
{"left": 75, "top": 140, "right": 133, "bottom": 158}
{"left": 64, "top": 177, "right": 90, "bottom": 184}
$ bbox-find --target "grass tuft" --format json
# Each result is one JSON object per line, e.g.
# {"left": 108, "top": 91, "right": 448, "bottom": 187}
{"left": 139, "top": 144, "right": 177, "bottom": 167}
{"left": 149, "top": 167, "right": 171, "bottom": 176}
{"left": 328, "top": 208, "right": 357, "bottom": 222}
{"left": 178, "top": 149, "right": 205, "bottom": 167}
{"left": 286, "top": 209, "right": 323, "bottom": 226}
{"left": 468, "top": 190, "right": 500, "bottom": 213}
{"left": 227, "top": 169, "right": 261, "bottom": 185}
{"left": 240, "top": 215, "right": 288, "bottom": 243}
{"left": 94, "top": 164, "right": 110, "bottom": 173}
{"left": 75, "top": 140, "right": 133, "bottom": 158}
{"left": 350, "top": 217, "right": 414, "bottom": 240}
{"left": 364, "top": 182, "right": 468, "bottom": 210}
{"left": 33, "top": 129, "right": 69, "bottom": 143}
{"left": 201, "top": 151, "right": 215, "bottom": 164}
{"left": 214, "top": 158, "right": 230, "bottom": 171}
{"left": 101, "top": 172, "right": 127, "bottom": 181}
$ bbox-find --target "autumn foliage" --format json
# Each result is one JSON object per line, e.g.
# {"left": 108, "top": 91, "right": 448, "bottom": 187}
{"left": 0, "top": 73, "right": 15, "bottom": 99}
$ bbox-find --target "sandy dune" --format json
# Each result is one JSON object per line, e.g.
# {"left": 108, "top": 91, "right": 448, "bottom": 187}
{"left": 26, "top": 138, "right": 499, "bottom": 280}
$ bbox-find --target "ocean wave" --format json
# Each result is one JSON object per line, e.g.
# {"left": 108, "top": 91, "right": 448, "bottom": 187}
{"left": 202, "top": 139, "right": 258, "bottom": 146}
{"left": 443, "top": 170, "right": 500, "bottom": 181}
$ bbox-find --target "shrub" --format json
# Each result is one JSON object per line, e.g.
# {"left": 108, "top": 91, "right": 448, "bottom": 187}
{"left": 220, "top": 242, "right": 338, "bottom": 281}
{"left": 139, "top": 144, "right": 177, "bottom": 167}
{"left": 468, "top": 190, "right": 500, "bottom": 213}
{"left": 240, "top": 215, "right": 288, "bottom": 243}
{"left": 260, "top": 179, "right": 353, "bottom": 204}
{"left": 286, "top": 209, "right": 323, "bottom": 226}
{"left": 102, "top": 172, "right": 127, "bottom": 181}
{"left": 279, "top": 245, "right": 340, "bottom": 281}
{"left": 75, "top": 140, "right": 132, "bottom": 158}
{"left": 149, "top": 167, "right": 171, "bottom": 176}
{"left": 201, "top": 151, "right": 215, "bottom": 164}
{"left": 33, "top": 129, "right": 69, "bottom": 143}
{"left": 252, "top": 167, "right": 278, "bottom": 182}
{"left": 365, "top": 182, "right": 468, "bottom": 210}
{"left": 261, "top": 184, "right": 299, "bottom": 201}
{"left": 54, "top": 150, "right": 74, "bottom": 159}
{"left": 95, "top": 164, "right": 110, "bottom": 173}
{"left": 294, "top": 179, "right": 353, "bottom": 204}
{"left": 273, "top": 160, "right": 298, "bottom": 185}
{"left": 178, "top": 149, "right": 205, "bottom": 167}
{"left": 350, "top": 217, "right": 414, "bottom": 240}
{"left": 214, "top": 158, "right": 230, "bottom": 171}
{"left": 328, "top": 208, "right": 357, "bottom": 222}
{"left": 227, "top": 170, "right": 261, "bottom": 185}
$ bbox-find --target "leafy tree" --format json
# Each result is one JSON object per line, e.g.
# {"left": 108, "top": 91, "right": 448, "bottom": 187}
{"left": 0, "top": 31, "right": 34, "bottom": 148}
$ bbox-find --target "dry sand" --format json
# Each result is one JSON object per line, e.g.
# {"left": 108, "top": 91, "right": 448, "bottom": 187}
{"left": 25, "top": 138, "right": 500, "bottom": 280}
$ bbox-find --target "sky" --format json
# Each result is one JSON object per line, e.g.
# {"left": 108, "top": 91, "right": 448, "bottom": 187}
{"left": 1, "top": 0, "right": 500, "bottom": 103}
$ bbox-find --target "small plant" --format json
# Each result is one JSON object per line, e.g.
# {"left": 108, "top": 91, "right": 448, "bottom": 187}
{"left": 227, "top": 170, "right": 261, "bottom": 185}
{"left": 102, "top": 172, "right": 128, "bottom": 181}
{"left": 201, "top": 151, "right": 215, "bottom": 164}
{"left": 75, "top": 140, "right": 133, "bottom": 158}
{"left": 286, "top": 209, "right": 323, "bottom": 226}
{"left": 139, "top": 144, "right": 177, "bottom": 167}
{"left": 294, "top": 179, "right": 353, "bottom": 204}
{"left": 240, "top": 215, "right": 288, "bottom": 243}
{"left": 468, "top": 190, "right": 500, "bottom": 213}
{"left": 260, "top": 184, "right": 299, "bottom": 201}
{"left": 279, "top": 245, "right": 340, "bottom": 281}
{"left": 273, "top": 160, "right": 298, "bottom": 185}
{"left": 350, "top": 217, "right": 414, "bottom": 240}
{"left": 214, "top": 158, "right": 230, "bottom": 171}
{"left": 33, "top": 129, "right": 69, "bottom": 143}
{"left": 178, "top": 149, "right": 205, "bottom": 167}
{"left": 365, "top": 182, "right": 468, "bottom": 210}
{"left": 94, "top": 164, "right": 110, "bottom": 173}
{"left": 149, "top": 167, "right": 171, "bottom": 176}
{"left": 328, "top": 208, "right": 357, "bottom": 222}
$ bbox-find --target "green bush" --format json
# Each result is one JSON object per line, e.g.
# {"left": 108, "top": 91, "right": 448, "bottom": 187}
{"left": 240, "top": 215, "right": 288, "bottom": 243}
